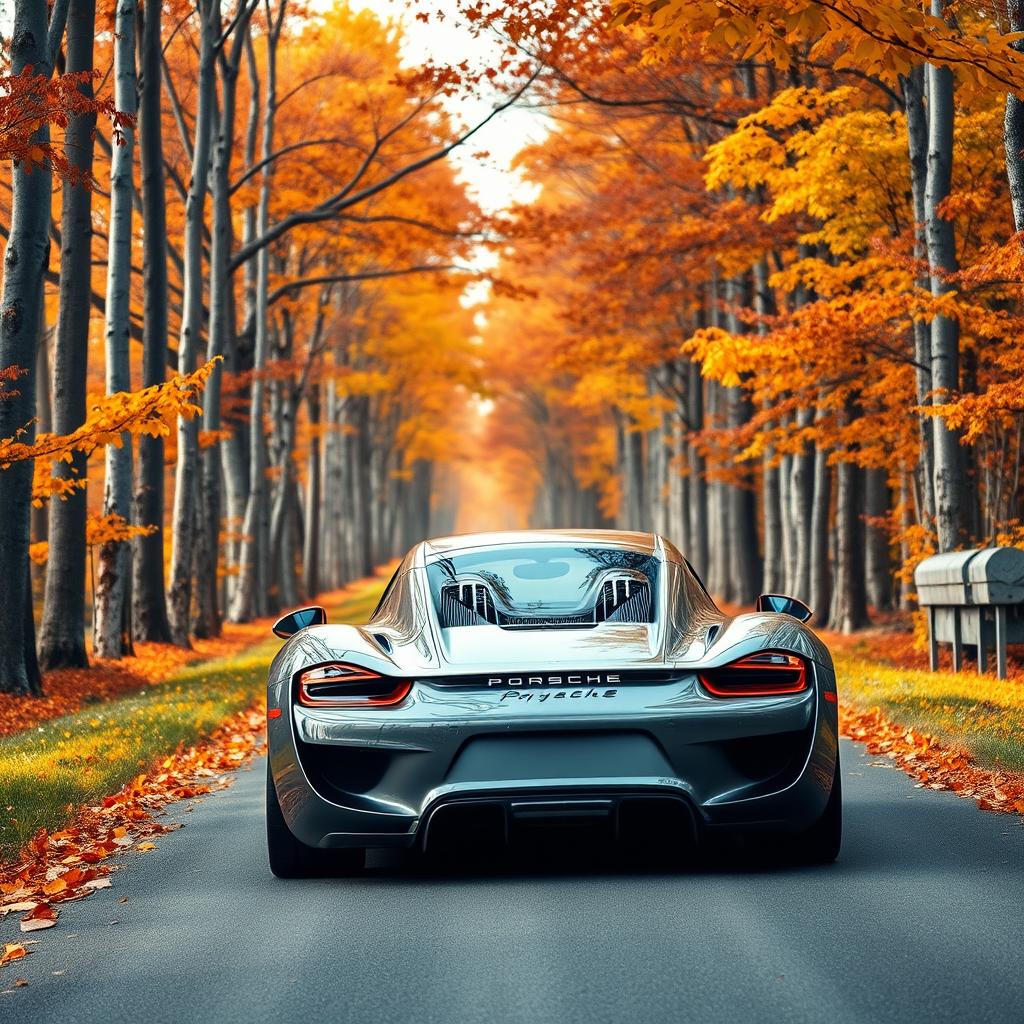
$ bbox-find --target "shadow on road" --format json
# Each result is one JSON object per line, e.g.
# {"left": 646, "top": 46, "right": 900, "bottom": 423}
{"left": 295, "top": 791, "right": 1022, "bottom": 886}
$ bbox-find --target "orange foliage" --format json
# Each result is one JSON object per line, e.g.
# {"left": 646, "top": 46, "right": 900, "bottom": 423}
{"left": 841, "top": 705, "right": 1024, "bottom": 816}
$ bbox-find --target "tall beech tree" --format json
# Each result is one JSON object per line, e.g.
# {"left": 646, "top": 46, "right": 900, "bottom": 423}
{"left": 37, "top": 0, "right": 97, "bottom": 670}
{"left": 93, "top": 0, "right": 139, "bottom": 657}
{"left": 0, "top": 0, "right": 71, "bottom": 695}
{"left": 131, "top": 0, "right": 173, "bottom": 644}
{"left": 166, "top": 0, "right": 220, "bottom": 646}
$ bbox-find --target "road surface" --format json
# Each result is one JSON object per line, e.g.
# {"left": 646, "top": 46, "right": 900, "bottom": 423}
{"left": 3, "top": 738, "right": 1022, "bottom": 1024}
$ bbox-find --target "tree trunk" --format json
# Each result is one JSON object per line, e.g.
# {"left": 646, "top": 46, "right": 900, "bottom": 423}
{"left": 864, "top": 467, "right": 893, "bottom": 612}
{"left": 902, "top": 67, "right": 937, "bottom": 532}
{"left": 223, "top": 36, "right": 260, "bottom": 610}
{"left": 727, "top": 387, "right": 762, "bottom": 605}
{"left": 230, "top": 9, "right": 285, "bottom": 622}
{"left": 131, "top": 0, "right": 172, "bottom": 643}
{"left": 789, "top": 408, "right": 814, "bottom": 603}
{"left": 38, "top": 0, "right": 95, "bottom": 669}
{"left": 93, "top": 0, "right": 137, "bottom": 659}
{"left": 829, "top": 458, "right": 869, "bottom": 633}
{"left": 1004, "top": 2, "right": 1024, "bottom": 232}
{"left": 31, "top": 326, "right": 52, "bottom": 590}
{"left": 925, "top": 18, "right": 966, "bottom": 552}
{"left": 777, "top": 448, "right": 793, "bottom": 592}
{"left": 686, "top": 360, "right": 709, "bottom": 581}
{"left": 809, "top": 443, "right": 832, "bottom": 625}
{"left": 0, "top": 0, "right": 53, "bottom": 696}
{"left": 167, "top": 0, "right": 217, "bottom": 644}
{"left": 725, "top": 278, "right": 761, "bottom": 605}
{"left": 752, "top": 259, "right": 781, "bottom": 594}
{"left": 303, "top": 385, "right": 321, "bottom": 599}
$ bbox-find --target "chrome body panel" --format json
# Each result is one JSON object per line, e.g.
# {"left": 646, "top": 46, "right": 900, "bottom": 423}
{"left": 267, "top": 530, "right": 839, "bottom": 849}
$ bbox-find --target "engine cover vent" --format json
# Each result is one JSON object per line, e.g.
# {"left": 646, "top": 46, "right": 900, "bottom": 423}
{"left": 597, "top": 576, "right": 653, "bottom": 623}
{"left": 441, "top": 582, "right": 498, "bottom": 626}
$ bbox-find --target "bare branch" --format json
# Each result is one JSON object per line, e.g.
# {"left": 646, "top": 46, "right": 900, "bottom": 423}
{"left": 267, "top": 264, "right": 463, "bottom": 306}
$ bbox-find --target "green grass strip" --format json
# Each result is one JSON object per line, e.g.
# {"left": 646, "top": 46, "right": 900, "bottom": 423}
{"left": 0, "top": 580, "right": 385, "bottom": 865}
{"left": 835, "top": 652, "right": 1024, "bottom": 772}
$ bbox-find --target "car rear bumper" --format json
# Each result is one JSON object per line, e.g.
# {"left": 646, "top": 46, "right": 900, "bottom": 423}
{"left": 267, "top": 667, "right": 839, "bottom": 850}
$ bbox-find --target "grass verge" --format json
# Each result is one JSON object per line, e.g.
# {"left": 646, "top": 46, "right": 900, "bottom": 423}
{"left": 6, "top": 573, "right": 1016, "bottom": 865}
{"left": 835, "top": 651, "right": 1024, "bottom": 773}
{"left": 0, "top": 578, "right": 385, "bottom": 865}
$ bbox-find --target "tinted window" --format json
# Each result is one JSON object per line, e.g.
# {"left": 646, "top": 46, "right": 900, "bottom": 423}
{"left": 426, "top": 545, "right": 658, "bottom": 622}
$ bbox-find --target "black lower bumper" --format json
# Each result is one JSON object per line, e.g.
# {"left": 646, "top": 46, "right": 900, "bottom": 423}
{"left": 421, "top": 788, "right": 699, "bottom": 853}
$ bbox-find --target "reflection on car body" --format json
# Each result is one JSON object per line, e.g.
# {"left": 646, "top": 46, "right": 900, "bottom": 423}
{"left": 265, "top": 528, "right": 841, "bottom": 877}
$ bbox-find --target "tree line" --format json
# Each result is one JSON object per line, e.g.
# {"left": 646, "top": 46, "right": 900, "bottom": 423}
{"left": 4, "top": 0, "right": 1024, "bottom": 703}
{"left": 0, "top": 0, "right": 499, "bottom": 696}
{"left": 465, "top": 0, "right": 1024, "bottom": 631}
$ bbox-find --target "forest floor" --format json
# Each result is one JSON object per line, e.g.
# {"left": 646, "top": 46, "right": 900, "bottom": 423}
{"left": 826, "top": 623, "right": 1024, "bottom": 815}
{"left": 0, "top": 572, "right": 388, "bottom": 867}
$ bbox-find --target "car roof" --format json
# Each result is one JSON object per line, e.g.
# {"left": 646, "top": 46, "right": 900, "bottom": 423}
{"left": 419, "top": 529, "right": 678, "bottom": 563}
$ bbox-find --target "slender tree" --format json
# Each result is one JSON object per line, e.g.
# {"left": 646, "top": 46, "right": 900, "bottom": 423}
{"left": 93, "top": 0, "right": 139, "bottom": 657}
{"left": 0, "top": 0, "right": 69, "bottom": 695}
{"left": 925, "top": 17, "right": 967, "bottom": 553}
{"left": 38, "top": 0, "right": 97, "bottom": 670}
{"left": 167, "top": 0, "right": 220, "bottom": 645}
{"left": 132, "top": 0, "right": 173, "bottom": 643}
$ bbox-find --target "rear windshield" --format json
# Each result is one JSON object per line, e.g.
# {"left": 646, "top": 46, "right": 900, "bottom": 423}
{"left": 426, "top": 545, "right": 659, "bottom": 627}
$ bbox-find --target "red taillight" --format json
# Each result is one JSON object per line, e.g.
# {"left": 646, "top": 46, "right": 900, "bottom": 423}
{"left": 699, "top": 652, "right": 808, "bottom": 697}
{"left": 296, "top": 663, "right": 411, "bottom": 708}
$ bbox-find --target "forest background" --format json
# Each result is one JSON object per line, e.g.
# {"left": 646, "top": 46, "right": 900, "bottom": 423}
{"left": 1, "top": 0, "right": 1024, "bottom": 701}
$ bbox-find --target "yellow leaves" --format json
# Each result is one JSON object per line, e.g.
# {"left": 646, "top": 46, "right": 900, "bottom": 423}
{"left": 85, "top": 513, "right": 157, "bottom": 548}
{"left": 0, "top": 943, "right": 27, "bottom": 966}
{"left": 613, "top": 0, "right": 1024, "bottom": 98}
{"left": 682, "top": 327, "right": 757, "bottom": 388}
{"left": 1, "top": 357, "right": 219, "bottom": 470}
{"left": 28, "top": 541, "right": 48, "bottom": 566}
{"left": 31, "top": 470, "right": 86, "bottom": 507}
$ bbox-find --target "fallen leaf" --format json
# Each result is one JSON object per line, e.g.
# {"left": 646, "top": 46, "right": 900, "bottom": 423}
{"left": 0, "top": 944, "right": 27, "bottom": 967}
{"left": 20, "top": 918, "right": 56, "bottom": 933}
{"left": 20, "top": 904, "right": 57, "bottom": 932}
{"left": 82, "top": 878, "right": 111, "bottom": 891}
{"left": 0, "top": 902, "right": 37, "bottom": 915}
{"left": 136, "top": 842, "right": 156, "bottom": 852}
{"left": 42, "top": 878, "right": 67, "bottom": 896}
{"left": 13, "top": 978, "right": 27, "bottom": 988}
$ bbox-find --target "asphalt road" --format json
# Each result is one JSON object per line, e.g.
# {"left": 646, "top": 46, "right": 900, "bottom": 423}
{"left": 4, "top": 738, "right": 1022, "bottom": 1024}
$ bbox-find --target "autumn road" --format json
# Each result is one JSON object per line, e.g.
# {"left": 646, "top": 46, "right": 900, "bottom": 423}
{"left": 4, "top": 738, "right": 1023, "bottom": 1024}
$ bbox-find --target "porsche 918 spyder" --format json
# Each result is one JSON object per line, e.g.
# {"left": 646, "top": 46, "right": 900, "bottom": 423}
{"left": 265, "top": 529, "right": 841, "bottom": 876}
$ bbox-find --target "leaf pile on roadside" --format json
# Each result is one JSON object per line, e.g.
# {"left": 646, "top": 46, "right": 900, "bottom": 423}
{"left": 1, "top": 702, "right": 266, "bottom": 955}
{"left": 841, "top": 704, "right": 1024, "bottom": 815}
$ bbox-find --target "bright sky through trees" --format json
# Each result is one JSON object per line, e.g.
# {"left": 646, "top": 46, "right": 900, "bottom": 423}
{"left": 356, "top": 0, "right": 546, "bottom": 214}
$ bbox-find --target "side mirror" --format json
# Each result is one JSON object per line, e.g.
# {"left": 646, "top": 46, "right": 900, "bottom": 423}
{"left": 272, "top": 606, "right": 327, "bottom": 639}
{"left": 755, "top": 593, "right": 812, "bottom": 623}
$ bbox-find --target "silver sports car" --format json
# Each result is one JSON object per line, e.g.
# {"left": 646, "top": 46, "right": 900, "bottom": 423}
{"left": 265, "top": 529, "right": 841, "bottom": 876}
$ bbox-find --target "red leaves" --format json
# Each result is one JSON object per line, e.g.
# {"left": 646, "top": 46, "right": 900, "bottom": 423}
{"left": 1, "top": 702, "right": 267, "bottom": 956}
{"left": 20, "top": 904, "right": 58, "bottom": 932}
{"left": 0, "top": 943, "right": 27, "bottom": 966}
{"left": 841, "top": 704, "right": 1024, "bottom": 816}
{"left": 0, "top": 605, "right": 283, "bottom": 739}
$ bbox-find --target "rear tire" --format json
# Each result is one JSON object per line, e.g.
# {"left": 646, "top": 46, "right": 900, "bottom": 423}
{"left": 791, "top": 761, "right": 842, "bottom": 865}
{"left": 266, "top": 762, "right": 365, "bottom": 878}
